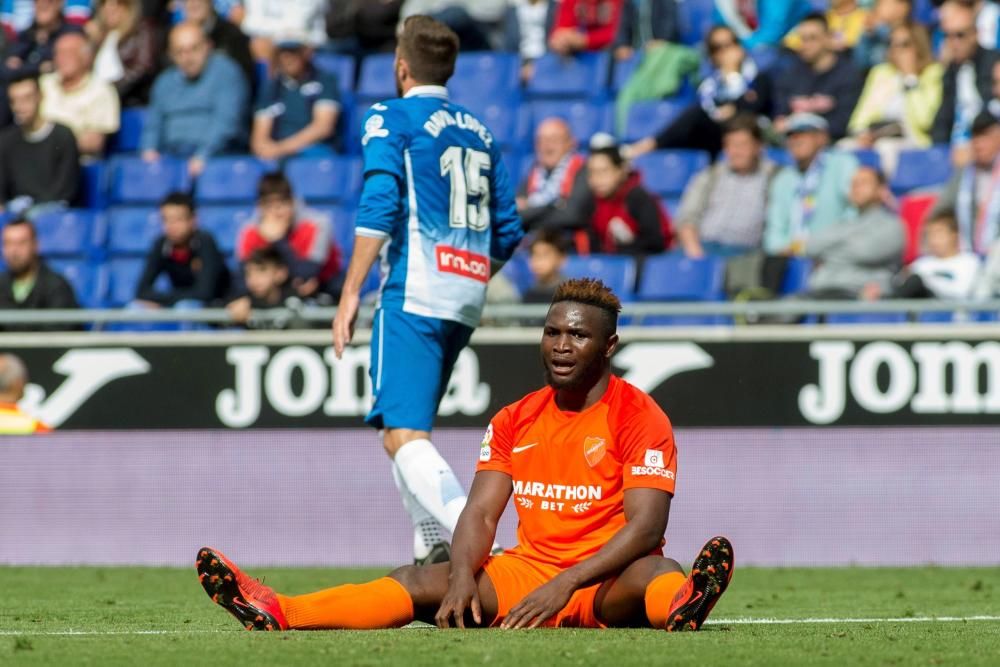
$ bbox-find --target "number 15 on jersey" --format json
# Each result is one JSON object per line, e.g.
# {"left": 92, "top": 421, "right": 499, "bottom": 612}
{"left": 440, "top": 146, "right": 491, "bottom": 232}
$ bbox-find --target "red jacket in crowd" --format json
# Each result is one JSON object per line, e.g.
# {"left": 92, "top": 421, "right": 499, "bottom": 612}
{"left": 552, "top": 0, "right": 625, "bottom": 51}
{"left": 589, "top": 171, "right": 672, "bottom": 254}
{"left": 236, "top": 216, "right": 342, "bottom": 285}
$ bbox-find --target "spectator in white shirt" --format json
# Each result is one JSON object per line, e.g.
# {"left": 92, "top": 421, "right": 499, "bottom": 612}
{"left": 39, "top": 31, "right": 120, "bottom": 158}
{"left": 871, "top": 213, "right": 982, "bottom": 299}
{"left": 239, "top": 0, "right": 328, "bottom": 62}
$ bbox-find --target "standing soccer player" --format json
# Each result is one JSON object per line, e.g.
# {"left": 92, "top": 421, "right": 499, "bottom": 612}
{"left": 332, "top": 16, "right": 524, "bottom": 564}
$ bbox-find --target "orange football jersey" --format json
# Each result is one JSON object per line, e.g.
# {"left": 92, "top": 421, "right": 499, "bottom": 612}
{"left": 476, "top": 375, "right": 677, "bottom": 568}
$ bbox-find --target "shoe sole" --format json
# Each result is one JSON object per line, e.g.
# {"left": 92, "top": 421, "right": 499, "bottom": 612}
{"left": 196, "top": 547, "right": 282, "bottom": 631}
{"left": 666, "top": 536, "right": 734, "bottom": 632}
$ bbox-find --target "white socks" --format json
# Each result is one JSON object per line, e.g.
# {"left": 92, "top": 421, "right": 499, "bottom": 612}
{"left": 391, "top": 461, "right": 445, "bottom": 560}
{"left": 393, "top": 439, "right": 468, "bottom": 535}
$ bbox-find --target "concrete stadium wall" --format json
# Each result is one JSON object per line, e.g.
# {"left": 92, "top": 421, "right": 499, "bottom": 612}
{"left": 0, "top": 428, "right": 996, "bottom": 567}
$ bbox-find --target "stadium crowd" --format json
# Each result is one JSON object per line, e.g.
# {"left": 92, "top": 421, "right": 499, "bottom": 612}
{"left": 2, "top": 0, "right": 1000, "bottom": 330}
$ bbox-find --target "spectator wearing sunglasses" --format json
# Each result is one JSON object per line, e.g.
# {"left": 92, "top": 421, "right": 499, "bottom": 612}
{"left": 931, "top": 0, "right": 998, "bottom": 165}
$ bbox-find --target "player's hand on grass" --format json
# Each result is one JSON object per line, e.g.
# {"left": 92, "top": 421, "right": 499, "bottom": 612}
{"left": 501, "top": 574, "right": 576, "bottom": 629}
{"left": 332, "top": 290, "right": 360, "bottom": 359}
{"left": 435, "top": 573, "right": 482, "bottom": 629}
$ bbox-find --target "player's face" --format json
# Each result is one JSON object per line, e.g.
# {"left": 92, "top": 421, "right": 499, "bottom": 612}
{"left": 541, "top": 302, "right": 617, "bottom": 392}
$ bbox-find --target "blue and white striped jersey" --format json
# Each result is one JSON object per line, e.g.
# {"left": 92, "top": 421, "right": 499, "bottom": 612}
{"left": 356, "top": 85, "right": 523, "bottom": 328}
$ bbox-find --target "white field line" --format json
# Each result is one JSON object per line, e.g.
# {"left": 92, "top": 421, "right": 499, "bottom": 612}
{"left": 0, "top": 616, "right": 999, "bottom": 636}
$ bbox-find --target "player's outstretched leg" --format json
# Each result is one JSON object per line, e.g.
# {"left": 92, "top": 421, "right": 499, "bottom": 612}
{"left": 663, "top": 536, "right": 735, "bottom": 632}
{"left": 197, "top": 547, "right": 289, "bottom": 631}
{"left": 197, "top": 547, "right": 493, "bottom": 631}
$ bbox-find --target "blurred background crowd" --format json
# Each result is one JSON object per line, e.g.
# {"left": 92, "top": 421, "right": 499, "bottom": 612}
{"left": 2, "top": 0, "right": 1000, "bottom": 331}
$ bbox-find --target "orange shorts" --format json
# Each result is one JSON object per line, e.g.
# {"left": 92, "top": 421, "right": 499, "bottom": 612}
{"left": 481, "top": 551, "right": 609, "bottom": 628}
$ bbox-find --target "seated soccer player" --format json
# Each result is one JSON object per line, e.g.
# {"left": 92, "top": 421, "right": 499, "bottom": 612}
{"left": 197, "top": 278, "right": 734, "bottom": 632}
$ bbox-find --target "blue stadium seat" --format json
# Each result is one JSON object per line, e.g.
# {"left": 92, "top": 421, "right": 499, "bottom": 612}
{"left": 529, "top": 99, "right": 613, "bottom": 144}
{"left": 285, "top": 155, "right": 363, "bottom": 202}
{"left": 678, "top": 0, "right": 715, "bottom": 45}
{"left": 312, "top": 53, "right": 356, "bottom": 96}
{"left": 198, "top": 206, "right": 254, "bottom": 255}
{"left": 660, "top": 197, "right": 681, "bottom": 217}
{"left": 825, "top": 312, "right": 909, "bottom": 324}
{"left": 456, "top": 93, "right": 525, "bottom": 148}
{"left": 637, "top": 254, "right": 726, "bottom": 325}
{"left": 80, "top": 160, "right": 108, "bottom": 210}
{"left": 106, "top": 257, "right": 146, "bottom": 306}
{"left": 107, "top": 207, "right": 160, "bottom": 255}
{"left": 498, "top": 249, "right": 532, "bottom": 295}
{"left": 449, "top": 52, "right": 520, "bottom": 101}
{"left": 853, "top": 149, "right": 881, "bottom": 170}
{"left": 357, "top": 53, "right": 396, "bottom": 101}
{"left": 563, "top": 255, "right": 638, "bottom": 300}
{"left": 315, "top": 205, "right": 357, "bottom": 256}
{"left": 195, "top": 157, "right": 269, "bottom": 203}
{"left": 638, "top": 254, "right": 725, "bottom": 301}
{"left": 611, "top": 54, "right": 640, "bottom": 93}
{"left": 109, "top": 156, "right": 190, "bottom": 204}
{"left": 33, "top": 209, "right": 100, "bottom": 257}
{"left": 632, "top": 149, "right": 710, "bottom": 197}
{"left": 109, "top": 107, "right": 146, "bottom": 153}
{"left": 622, "top": 99, "right": 690, "bottom": 142}
{"left": 765, "top": 147, "right": 793, "bottom": 167}
{"left": 891, "top": 145, "right": 952, "bottom": 193}
{"left": 526, "top": 52, "right": 611, "bottom": 99}
{"left": 48, "top": 258, "right": 106, "bottom": 308}
{"left": 781, "top": 257, "right": 813, "bottom": 295}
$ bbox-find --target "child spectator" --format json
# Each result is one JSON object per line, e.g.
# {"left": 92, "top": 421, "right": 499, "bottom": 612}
{"left": 227, "top": 246, "right": 305, "bottom": 329}
{"left": 134, "top": 192, "right": 230, "bottom": 308}
{"left": 524, "top": 230, "right": 569, "bottom": 304}
{"left": 871, "top": 213, "right": 982, "bottom": 300}
{"left": 235, "top": 172, "right": 342, "bottom": 298}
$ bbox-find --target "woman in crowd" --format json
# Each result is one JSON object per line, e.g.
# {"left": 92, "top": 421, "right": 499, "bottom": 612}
{"left": 87, "top": 0, "right": 160, "bottom": 106}
{"left": 581, "top": 135, "right": 672, "bottom": 255}
{"left": 844, "top": 20, "right": 942, "bottom": 175}
{"left": 626, "top": 25, "right": 773, "bottom": 159}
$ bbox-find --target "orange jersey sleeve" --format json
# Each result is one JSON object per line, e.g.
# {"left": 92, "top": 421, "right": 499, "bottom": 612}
{"left": 609, "top": 384, "right": 678, "bottom": 495}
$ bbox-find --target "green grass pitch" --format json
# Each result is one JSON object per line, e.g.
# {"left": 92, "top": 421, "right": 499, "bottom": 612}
{"left": 1, "top": 566, "right": 998, "bottom": 666}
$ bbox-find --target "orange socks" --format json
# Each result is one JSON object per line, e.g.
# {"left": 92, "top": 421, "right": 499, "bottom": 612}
{"left": 643, "top": 571, "right": 687, "bottom": 629}
{"left": 277, "top": 577, "right": 414, "bottom": 630}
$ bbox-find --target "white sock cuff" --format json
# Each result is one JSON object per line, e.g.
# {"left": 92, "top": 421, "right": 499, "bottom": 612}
{"left": 394, "top": 438, "right": 438, "bottom": 465}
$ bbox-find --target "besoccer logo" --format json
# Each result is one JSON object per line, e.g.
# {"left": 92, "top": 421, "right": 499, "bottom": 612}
{"left": 644, "top": 449, "right": 664, "bottom": 469}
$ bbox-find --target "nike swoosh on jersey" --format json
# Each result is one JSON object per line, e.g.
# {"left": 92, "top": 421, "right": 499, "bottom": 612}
{"left": 512, "top": 443, "right": 539, "bottom": 454}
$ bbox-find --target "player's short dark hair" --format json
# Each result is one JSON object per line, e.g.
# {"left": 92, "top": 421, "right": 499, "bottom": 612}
{"left": 722, "top": 113, "right": 763, "bottom": 142}
{"left": 799, "top": 12, "right": 829, "bottom": 31}
{"left": 530, "top": 229, "right": 570, "bottom": 255}
{"left": 397, "top": 15, "right": 459, "bottom": 86}
{"left": 246, "top": 246, "right": 287, "bottom": 269}
{"left": 927, "top": 212, "right": 959, "bottom": 233}
{"left": 2, "top": 216, "right": 36, "bottom": 239}
{"left": 552, "top": 278, "right": 622, "bottom": 337}
{"left": 7, "top": 71, "right": 40, "bottom": 90}
{"left": 257, "top": 172, "right": 294, "bottom": 201}
{"left": 159, "top": 191, "right": 195, "bottom": 214}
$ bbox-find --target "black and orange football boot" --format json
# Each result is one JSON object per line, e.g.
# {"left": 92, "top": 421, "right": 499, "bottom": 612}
{"left": 196, "top": 547, "right": 289, "bottom": 631}
{"left": 664, "top": 536, "right": 734, "bottom": 632}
